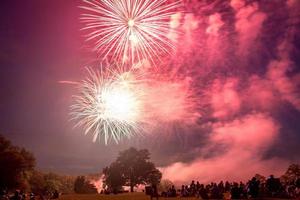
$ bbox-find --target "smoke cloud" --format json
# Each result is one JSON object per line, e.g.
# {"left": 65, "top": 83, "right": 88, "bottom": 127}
{"left": 157, "top": 0, "right": 300, "bottom": 184}
{"left": 161, "top": 113, "right": 287, "bottom": 184}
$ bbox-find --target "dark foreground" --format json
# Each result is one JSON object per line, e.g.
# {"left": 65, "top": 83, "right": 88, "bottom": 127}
{"left": 58, "top": 193, "right": 295, "bottom": 200}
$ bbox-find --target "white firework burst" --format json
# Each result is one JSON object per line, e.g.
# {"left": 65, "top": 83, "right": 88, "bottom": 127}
{"left": 80, "top": 0, "right": 181, "bottom": 65}
{"left": 70, "top": 67, "right": 145, "bottom": 144}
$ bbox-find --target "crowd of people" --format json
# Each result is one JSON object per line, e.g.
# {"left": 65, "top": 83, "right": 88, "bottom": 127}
{"left": 0, "top": 190, "right": 59, "bottom": 200}
{"left": 160, "top": 175, "right": 300, "bottom": 199}
{"left": 2, "top": 175, "right": 300, "bottom": 199}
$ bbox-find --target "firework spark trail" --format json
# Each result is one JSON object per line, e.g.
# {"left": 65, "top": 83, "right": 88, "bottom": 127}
{"left": 80, "top": 0, "right": 181, "bottom": 65}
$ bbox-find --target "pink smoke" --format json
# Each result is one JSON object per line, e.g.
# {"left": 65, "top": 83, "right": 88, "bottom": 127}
{"left": 210, "top": 78, "right": 241, "bottom": 118}
{"left": 159, "top": 0, "right": 300, "bottom": 184}
{"left": 244, "top": 75, "right": 277, "bottom": 110}
{"left": 267, "top": 59, "right": 300, "bottom": 111}
{"left": 145, "top": 77, "right": 199, "bottom": 124}
{"left": 206, "top": 13, "right": 224, "bottom": 36}
{"left": 231, "top": 0, "right": 266, "bottom": 57}
{"left": 161, "top": 113, "right": 287, "bottom": 184}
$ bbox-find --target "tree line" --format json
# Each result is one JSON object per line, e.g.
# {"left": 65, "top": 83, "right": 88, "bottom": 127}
{"left": 2, "top": 134, "right": 299, "bottom": 196}
{"left": 0, "top": 134, "right": 162, "bottom": 194}
{"left": 0, "top": 135, "right": 76, "bottom": 194}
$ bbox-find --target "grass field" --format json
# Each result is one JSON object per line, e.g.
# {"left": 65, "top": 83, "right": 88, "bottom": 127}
{"left": 59, "top": 193, "right": 198, "bottom": 200}
{"left": 59, "top": 193, "right": 292, "bottom": 200}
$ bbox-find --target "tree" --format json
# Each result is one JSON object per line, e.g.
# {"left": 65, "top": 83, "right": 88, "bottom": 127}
{"left": 44, "top": 173, "right": 63, "bottom": 193}
{"left": 103, "top": 147, "right": 162, "bottom": 193}
{"left": 281, "top": 164, "right": 300, "bottom": 183}
{"left": 29, "top": 171, "right": 45, "bottom": 194}
{"left": 254, "top": 174, "right": 266, "bottom": 183}
{"left": 0, "top": 134, "right": 35, "bottom": 190}
{"left": 29, "top": 171, "right": 76, "bottom": 194}
{"left": 59, "top": 175, "right": 77, "bottom": 194}
{"left": 74, "top": 176, "right": 97, "bottom": 194}
{"left": 102, "top": 162, "right": 125, "bottom": 193}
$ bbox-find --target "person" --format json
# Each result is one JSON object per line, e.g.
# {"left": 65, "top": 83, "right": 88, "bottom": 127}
{"left": 266, "top": 175, "right": 282, "bottom": 197}
{"left": 0, "top": 189, "right": 8, "bottom": 200}
{"left": 196, "top": 181, "right": 201, "bottom": 192}
{"left": 180, "top": 185, "right": 185, "bottom": 197}
{"left": 225, "top": 181, "right": 231, "bottom": 192}
{"left": 52, "top": 191, "right": 59, "bottom": 199}
{"left": 296, "top": 178, "right": 300, "bottom": 188}
{"left": 211, "top": 183, "right": 221, "bottom": 199}
{"left": 10, "top": 191, "right": 21, "bottom": 200}
{"left": 248, "top": 177, "right": 260, "bottom": 198}
{"left": 185, "top": 185, "right": 190, "bottom": 196}
{"left": 29, "top": 192, "right": 35, "bottom": 200}
{"left": 231, "top": 182, "right": 240, "bottom": 199}
{"left": 239, "top": 182, "right": 247, "bottom": 198}
{"left": 190, "top": 180, "right": 196, "bottom": 196}
{"left": 150, "top": 184, "right": 158, "bottom": 200}
{"left": 20, "top": 191, "right": 26, "bottom": 200}
{"left": 170, "top": 185, "right": 176, "bottom": 197}
{"left": 199, "top": 185, "right": 209, "bottom": 199}
{"left": 218, "top": 181, "right": 225, "bottom": 194}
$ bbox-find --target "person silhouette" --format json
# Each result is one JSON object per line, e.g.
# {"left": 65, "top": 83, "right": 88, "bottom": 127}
{"left": 11, "top": 191, "right": 21, "bottom": 200}
{"left": 150, "top": 184, "right": 158, "bottom": 200}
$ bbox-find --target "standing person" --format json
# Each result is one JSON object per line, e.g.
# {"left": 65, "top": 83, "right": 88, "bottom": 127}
{"left": 170, "top": 185, "right": 176, "bottom": 197}
{"left": 29, "top": 193, "right": 35, "bottom": 200}
{"left": 150, "top": 184, "right": 159, "bottom": 200}
{"left": 190, "top": 181, "right": 196, "bottom": 196}
{"left": 248, "top": 177, "right": 260, "bottom": 198}
{"left": 11, "top": 191, "right": 21, "bottom": 200}
{"left": 20, "top": 191, "right": 26, "bottom": 200}
{"left": 0, "top": 189, "right": 8, "bottom": 200}
{"left": 231, "top": 183, "right": 241, "bottom": 199}
{"left": 266, "top": 175, "right": 282, "bottom": 197}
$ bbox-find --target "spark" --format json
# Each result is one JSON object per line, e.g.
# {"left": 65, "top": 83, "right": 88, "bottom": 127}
{"left": 80, "top": 0, "right": 181, "bottom": 65}
{"left": 58, "top": 80, "right": 80, "bottom": 85}
{"left": 70, "top": 67, "right": 145, "bottom": 144}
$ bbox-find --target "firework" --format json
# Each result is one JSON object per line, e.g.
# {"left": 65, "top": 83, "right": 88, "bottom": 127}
{"left": 71, "top": 66, "right": 200, "bottom": 144}
{"left": 80, "top": 0, "right": 181, "bottom": 65}
{"left": 70, "top": 67, "right": 145, "bottom": 144}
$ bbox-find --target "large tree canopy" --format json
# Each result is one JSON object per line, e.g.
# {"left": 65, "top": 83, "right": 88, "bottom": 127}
{"left": 103, "top": 147, "right": 162, "bottom": 193}
{"left": 0, "top": 134, "right": 35, "bottom": 190}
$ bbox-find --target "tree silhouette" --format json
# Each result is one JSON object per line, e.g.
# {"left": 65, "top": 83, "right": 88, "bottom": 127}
{"left": 281, "top": 164, "right": 300, "bottom": 183}
{"left": 29, "top": 171, "right": 76, "bottom": 194}
{"left": 103, "top": 147, "right": 162, "bottom": 193}
{"left": 74, "top": 176, "right": 97, "bottom": 194}
{"left": 103, "top": 162, "right": 125, "bottom": 193}
{"left": 0, "top": 134, "right": 35, "bottom": 190}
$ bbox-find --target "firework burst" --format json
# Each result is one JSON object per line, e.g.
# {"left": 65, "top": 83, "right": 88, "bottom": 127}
{"left": 80, "top": 0, "right": 181, "bottom": 65}
{"left": 70, "top": 66, "right": 200, "bottom": 144}
{"left": 70, "top": 67, "right": 146, "bottom": 144}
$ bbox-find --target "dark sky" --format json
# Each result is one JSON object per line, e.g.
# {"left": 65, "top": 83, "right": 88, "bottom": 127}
{"left": 0, "top": 0, "right": 115, "bottom": 174}
{"left": 0, "top": 0, "right": 300, "bottom": 179}
{"left": 0, "top": 0, "right": 178, "bottom": 174}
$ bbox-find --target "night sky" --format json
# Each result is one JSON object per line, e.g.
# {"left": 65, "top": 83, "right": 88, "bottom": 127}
{"left": 0, "top": 0, "right": 300, "bottom": 183}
